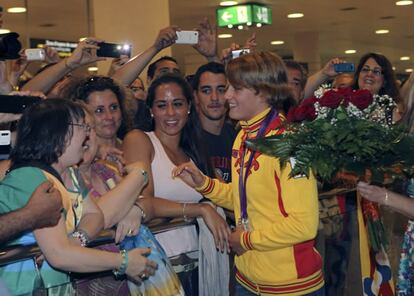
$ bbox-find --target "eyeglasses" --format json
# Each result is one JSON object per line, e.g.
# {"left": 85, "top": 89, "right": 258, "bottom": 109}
{"left": 129, "top": 86, "right": 145, "bottom": 92}
{"left": 70, "top": 122, "right": 92, "bottom": 133}
{"left": 361, "top": 66, "right": 383, "bottom": 77}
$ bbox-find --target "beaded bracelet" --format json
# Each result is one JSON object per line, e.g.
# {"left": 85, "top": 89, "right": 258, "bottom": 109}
{"left": 113, "top": 249, "right": 128, "bottom": 278}
{"left": 71, "top": 229, "right": 90, "bottom": 247}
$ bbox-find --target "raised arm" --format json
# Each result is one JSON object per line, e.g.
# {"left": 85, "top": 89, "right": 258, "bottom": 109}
{"left": 192, "top": 18, "right": 220, "bottom": 62}
{"left": 22, "top": 38, "right": 105, "bottom": 93}
{"left": 303, "top": 58, "right": 343, "bottom": 98}
{"left": 111, "top": 26, "right": 178, "bottom": 86}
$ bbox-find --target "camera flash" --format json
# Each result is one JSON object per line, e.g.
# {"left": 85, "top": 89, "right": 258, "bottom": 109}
{"left": 123, "top": 44, "right": 130, "bottom": 51}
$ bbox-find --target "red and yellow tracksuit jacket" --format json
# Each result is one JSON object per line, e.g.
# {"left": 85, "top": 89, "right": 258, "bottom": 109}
{"left": 196, "top": 108, "right": 324, "bottom": 295}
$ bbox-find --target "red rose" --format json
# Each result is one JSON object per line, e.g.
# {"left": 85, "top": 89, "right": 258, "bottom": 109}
{"left": 288, "top": 97, "right": 317, "bottom": 122}
{"left": 302, "top": 96, "right": 317, "bottom": 106}
{"left": 293, "top": 104, "right": 316, "bottom": 122}
{"left": 348, "top": 89, "right": 373, "bottom": 110}
{"left": 319, "top": 90, "right": 342, "bottom": 108}
{"left": 287, "top": 106, "right": 298, "bottom": 122}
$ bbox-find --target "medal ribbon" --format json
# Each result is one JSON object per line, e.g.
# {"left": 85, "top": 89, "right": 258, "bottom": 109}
{"left": 238, "top": 108, "right": 278, "bottom": 227}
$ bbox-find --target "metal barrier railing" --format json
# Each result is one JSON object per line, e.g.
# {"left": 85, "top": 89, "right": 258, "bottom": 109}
{"left": 0, "top": 217, "right": 194, "bottom": 267}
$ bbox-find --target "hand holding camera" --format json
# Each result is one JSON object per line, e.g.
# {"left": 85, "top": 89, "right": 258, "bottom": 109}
{"left": 153, "top": 26, "right": 180, "bottom": 51}
{"left": 65, "top": 37, "right": 106, "bottom": 70}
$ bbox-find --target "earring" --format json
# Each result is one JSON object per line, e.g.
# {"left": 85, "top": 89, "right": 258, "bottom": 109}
{"left": 150, "top": 113, "right": 154, "bottom": 118}
{"left": 187, "top": 110, "right": 191, "bottom": 114}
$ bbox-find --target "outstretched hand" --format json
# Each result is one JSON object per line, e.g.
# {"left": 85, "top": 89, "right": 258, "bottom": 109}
{"left": 357, "top": 181, "right": 387, "bottom": 204}
{"left": 193, "top": 17, "right": 217, "bottom": 58}
{"left": 66, "top": 37, "right": 106, "bottom": 70}
{"left": 172, "top": 162, "right": 206, "bottom": 188}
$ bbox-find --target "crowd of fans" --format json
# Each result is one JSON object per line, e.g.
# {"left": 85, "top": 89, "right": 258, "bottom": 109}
{"left": 0, "top": 16, "right": 413, "bottom": 296}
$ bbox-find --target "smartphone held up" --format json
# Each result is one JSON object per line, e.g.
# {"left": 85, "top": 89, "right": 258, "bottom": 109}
{"left": 97, "top": 42, "right": 131, "bottom": 58}
{"left": 334, "top": 63, "right": 355, "bottom": 73}
{"left": 24, "top": 48, "right": 46, "bottom": 61}
{"left": 175, "top": 31, "right": 199, "bottom": 45}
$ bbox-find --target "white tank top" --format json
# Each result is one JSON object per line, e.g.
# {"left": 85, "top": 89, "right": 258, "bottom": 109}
{"left": 146, "top": 132, "right": 202, "bottom": 257}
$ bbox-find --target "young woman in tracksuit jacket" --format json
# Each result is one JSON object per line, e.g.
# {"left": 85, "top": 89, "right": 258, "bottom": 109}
{"left": 173, "top": 51, "right": 324, "bottom": 296}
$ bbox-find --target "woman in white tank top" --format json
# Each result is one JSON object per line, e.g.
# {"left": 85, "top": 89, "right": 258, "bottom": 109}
{"left": 123, "top": 74, "right": 230, "bottom": 296}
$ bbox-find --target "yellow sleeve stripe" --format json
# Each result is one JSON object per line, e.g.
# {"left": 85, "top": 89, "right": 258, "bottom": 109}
{"left": 241, "top": 231, "right": 254, "bottom": 250}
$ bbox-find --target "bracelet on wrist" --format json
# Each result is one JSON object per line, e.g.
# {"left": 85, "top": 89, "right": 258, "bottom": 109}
{"left": 134, "top": 202, "right": 146, "bottom": 222}
{"left": 71, "top": 229, "right": 90, "bottom": 247}
{"left": 113, "top": 249, "right": 128, "bottom": 278}
{"left": 384, "top": 190, "right": 389, "bottom": 206}
{"left": 182, "top": 202, "right": 191, "bottom": 222}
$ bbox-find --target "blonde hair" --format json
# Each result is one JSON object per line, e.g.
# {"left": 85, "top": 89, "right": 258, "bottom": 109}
{"left": 226, "top": 51, "right": 295, "bottom": 113}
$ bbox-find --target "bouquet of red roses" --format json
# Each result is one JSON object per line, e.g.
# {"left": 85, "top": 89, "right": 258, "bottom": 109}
{"left": 246, "top": 87, "right": 414, "bottom": 253}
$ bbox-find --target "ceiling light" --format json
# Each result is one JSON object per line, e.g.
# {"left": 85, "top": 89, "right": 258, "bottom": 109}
{"left": 396, "top": 0, "right": 413, "bottom": 5}
{"left": 218, "top": 34, "right": 232, "bottom": 39}
{"left": 227, "top": 24, "right": 233, "bottom": 29}
{"left": 400, "top": 56, "right": 410, "bottom": 61}
{"left": 392, "top": 66, "right": 396, "bottom": 71}
{"left": 287, "top": 13, "right": 304, "bottom": 18}
{"left": 405, "top": 68, "right": 413, "bottom": 73}
{"left": 237, "top": 25, "right": 243, "bottom": 30}
{"left": 256, "top": 23, "right": 262, "bottom": 27}
{"left": 271, "top": 40, "right": 285, "bottom": 45}
{"left": 0, "top": 29, "right": 11, "bottom": 34}
{"left": 375, "top": 29, "right": 389, "bottom": 34}
{"left": 88, "top": 67, "right": 98, "bottom": 72}
{"left": 345, "top": 49, "right": 357, "bottom": 54}
{"left": 220, "top": 1, "right": 238, "bottom": 6}
{"left": 7, "top": 7, "right": 26, "bottom": 13}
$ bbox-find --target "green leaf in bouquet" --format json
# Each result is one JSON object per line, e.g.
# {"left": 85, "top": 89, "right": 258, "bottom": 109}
{"left": 343, "top": 161, "right": 366, "bottom": 178}
{"left": 370, "top": 167, "right": 385, "bottom": 184}
{"left": 245, "top": 134, "right": 289, "bottom": 157}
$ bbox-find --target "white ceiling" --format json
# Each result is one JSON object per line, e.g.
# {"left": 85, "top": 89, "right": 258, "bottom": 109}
{"left": 0, "top": 0, "right": 413, "bottom": 75}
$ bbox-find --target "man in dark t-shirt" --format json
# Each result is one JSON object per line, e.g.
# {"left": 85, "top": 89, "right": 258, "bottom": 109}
{"left": 192, "top": 62, "right": 236, "bottom": 182}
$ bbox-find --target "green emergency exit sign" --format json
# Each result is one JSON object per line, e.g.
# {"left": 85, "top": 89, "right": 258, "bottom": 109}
{"left": 217, "top": 4, "right": 272, "bottom": 28}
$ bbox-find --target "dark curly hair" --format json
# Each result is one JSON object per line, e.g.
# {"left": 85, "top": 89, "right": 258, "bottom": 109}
{"left": 69, "top": 75, "right": 128, "bottom": 138}
{"left": 10, "top": 99, "right": 85, "bottom": 166}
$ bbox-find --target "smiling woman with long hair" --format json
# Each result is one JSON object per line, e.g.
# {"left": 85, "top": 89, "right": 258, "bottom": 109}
{"left": 123, "top": 74, "right": 230, "bottom": 296}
